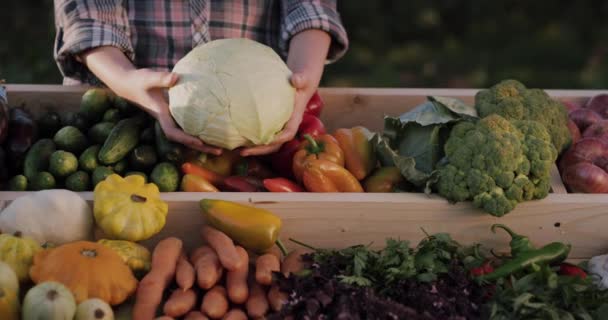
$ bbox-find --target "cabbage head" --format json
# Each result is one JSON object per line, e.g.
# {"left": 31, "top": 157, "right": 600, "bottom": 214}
{"left": 169, "top": 38, "right": 295, "bottom": 150}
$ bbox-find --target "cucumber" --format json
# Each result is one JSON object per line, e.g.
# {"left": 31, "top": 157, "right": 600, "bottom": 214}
{"left": 80, "top": 88, "right": 111, "bottom": 122}
{"left": 88, "top": 122, "right": 115, "bottom": 145}
{"left": 92, "top": 166, "right": 114, "bottom": 187}
{"left": 8, "top": 175, "right": 27, "bottom": 191}
{"left": 65, "top": 171, "right": 91, "bottom": 192}
{"left": 154, "top": 121, "right": 184, "bottom": 164}
{"left": 150, "top": 162, "right": 179, "bottom": 192}
{"left": 79, "top": 145, "right": 101, "bottom": 172}
{"left": 129, "top": 145, "right": 158, "bottom": 171}
{"left": 139, "top": 126, "right": 155, "bottom": 144}
{"left": 113, "top": 96, "right": 137, "bottom": 115}
{"left": 111, "top": 158, "right": 128, "bottom": 174}
{"left": 102, "top": 108, "right": 121, "bottom": 123}
{"left": 98, "top": 116, "right": 144, "bottom": 165}
{"left": 30, "top": 171, "right": 56, "bottom": 191}
{"left": 60, "top": 111, "right": 89, "bottom": 132}
{"left": 23, "top": 139, "right": 56, "bottom": 180}
{"left": 49, "top": 150, "right": 78, "bottom": 178}
{"left": 54, "top": 126, "right": 88, "bottom": 154}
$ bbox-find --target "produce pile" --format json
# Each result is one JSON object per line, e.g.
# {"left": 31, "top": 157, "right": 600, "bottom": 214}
{"left": 0, "top": 183, "right": 607, "bottom": 319}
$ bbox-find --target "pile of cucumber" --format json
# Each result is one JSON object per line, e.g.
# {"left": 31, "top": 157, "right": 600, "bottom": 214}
{"left": 7, "top": 88, "right": 183, "bottom": 192}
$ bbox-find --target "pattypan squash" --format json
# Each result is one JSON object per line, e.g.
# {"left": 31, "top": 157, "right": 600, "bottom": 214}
{"left": 94, "top": 174, "right": 168, "bottom": 242}
{"left": 0, "top": 232, "right": 42, "bottom": 282}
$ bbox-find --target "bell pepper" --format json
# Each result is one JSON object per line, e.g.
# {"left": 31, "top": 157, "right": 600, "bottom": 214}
{"left": 298, "top": 114, "right": 326, "bottom": 139}
{"left": 180, "top": 174, "right": 219, "bottom": 192}
{"left": 301, "top": 159, "right": 363, "bottom": 192}
{"left": 293, "top": 134, "right": 345, "bottom": 182}
{"left": 199, "top": 199, "right": 285, "bottom": 253}
{"left": 491, "top": 224, "right": 535, "bottom": 257}
{"left": 263, "top": 177, "right": 304, "bottom": 192}
{"left": 222, "top": 176, "right": 265, "bottom": 192}
{"left": 333, "top": 126, "right": 376, "bottom": 180}
{"left": 193, "top": 150, "right": 242, "bottom": 177}
{"left": 181, "top": 162, "right": 225, "bottom": 187}
{"left": 235, "top": 158, "right": 275, "bottom": 179}
{"left": 305, "top": 91, "right": 324, "bottom": 118}
{"left": 363, "top": 167, "right": 406, "bottom": 192}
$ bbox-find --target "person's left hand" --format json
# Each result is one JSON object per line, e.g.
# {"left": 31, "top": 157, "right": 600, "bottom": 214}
{"left": 239, "top": 72, "right": 315, "bottom": 156}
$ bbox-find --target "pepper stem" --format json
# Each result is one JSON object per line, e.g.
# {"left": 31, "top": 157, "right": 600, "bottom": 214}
{"left": 491, "top": 224, "right": 521, "bottom": 239}
{"left": 275, "top": 239, "right": 288, "bottom": 256}
{"left": 289, "top": 238, "right": 318, "bottom": 251}
{"left": 303, "top": 134, "right": 323, "bottom": 155}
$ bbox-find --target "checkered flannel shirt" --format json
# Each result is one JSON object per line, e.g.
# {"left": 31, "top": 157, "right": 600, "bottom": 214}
{"left": 53, "top": 0, "right": 349, "bottom": 85}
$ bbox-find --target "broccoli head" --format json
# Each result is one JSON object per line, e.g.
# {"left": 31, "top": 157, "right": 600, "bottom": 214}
{"left": 475, "top": 79, "right": 571, "bottom": 153}
{"left": 435, "top": 114, "right": 558, "bottom": 216}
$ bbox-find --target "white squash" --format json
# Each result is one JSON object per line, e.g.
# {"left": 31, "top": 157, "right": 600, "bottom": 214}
{"left": 23, "top": 281, "right": 77, "bottom": 320}
{"left": 0, "top": 190, "right": 94, "bottom": 245}
{"left": 75, "top": 298, "right": 114, "bottom": 320}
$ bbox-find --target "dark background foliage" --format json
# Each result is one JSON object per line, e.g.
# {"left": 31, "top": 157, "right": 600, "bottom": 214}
{"left": 1, "top": 0, "right": 607, "bottom": 89}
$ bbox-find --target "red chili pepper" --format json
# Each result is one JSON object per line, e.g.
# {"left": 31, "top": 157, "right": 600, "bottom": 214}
{"left": 470, "top": 261, "right": 494, "bottom": 276}
{"left": 558, "top": 263, "right": 587, "bottom": 279}
{"left": 271, "top": 139, "right": 302, "bottom": 179}
{"left": 305, "top": 91, "right": 324, "bottom": 118}
{"left": 263, "top": 178, "right": 304, "bottom": 192}
{"left": 298, "top": 113, "right": 326, "bottom": 139}
{"left": 222, "top": 176, "right": 265, "bottom": 192}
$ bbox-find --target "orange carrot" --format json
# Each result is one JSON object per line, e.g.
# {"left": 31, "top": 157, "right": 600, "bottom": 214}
{"left": 133, "top": 237, "right": 183, "bottom": 320}
{"left": 246, "top": 280, "right": 269, "bottom": 318}
{"left": 281, "top": 248, "right": 313, "bottom": 277}
{"left": 267, "top": 284, "right": 288, "bottom": 312}
{"left": 190, "top": 246, "right": 223, "bottom": 290}
{"left": 201, "top": 225, "right": 243, "bottom": 271}
{"left": 176, "top": 252, "right": 196, "bottom": 290}
{"left": 182, "top": 162, "right": 225, "bottom": 186}
{"left": 155, "top": 317, "right": 175, "bottom": 320}
{"left": 255, "top": 253, "right": 280, "bottom": 285}
{"left": 226, "top": 246, "right": 249, "bottom": 304}
{"left": 201, "top": 285, "right": 229, "bottom": 319}
{"left": 222, "top": 309, "right": 247, "bottom": 320}
{"left": 163, "top": 289, "right": 198, "bottom": 318}
{"left": 185, "top": 311, "right": 209, "bottom": 320}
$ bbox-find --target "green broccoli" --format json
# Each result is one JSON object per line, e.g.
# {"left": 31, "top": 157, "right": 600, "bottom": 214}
{"left": 475, "top": 79, "right": 571, "bottom": 153}
{"left": 435, "top": 114, "right": 557, "bottom": 216}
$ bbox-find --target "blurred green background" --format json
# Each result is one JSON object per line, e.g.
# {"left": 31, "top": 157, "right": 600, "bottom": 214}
{"left": 2, "top": 0, "right": 607, "bottom": 89}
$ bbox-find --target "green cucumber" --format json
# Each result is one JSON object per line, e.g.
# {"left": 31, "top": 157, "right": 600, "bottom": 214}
{"left": 98, "top": 116, "right": 144, "bottom": 165}
{"left": 88, "top": 122, "right": 115, "bottom": 145}
{"left": 53, "top": 126, "right": 88, "bottom": 154}
{"left": 154, "top": 121, "right": 184, "bottom": 164}
{"left": 23, "top": 139, "right": 56, "bottom": 180}
{"left": 79, "top": 145, "right": 101, "bottom": 172}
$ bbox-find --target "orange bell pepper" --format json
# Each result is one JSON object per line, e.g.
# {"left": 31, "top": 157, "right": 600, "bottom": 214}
{"left": 333, "top": 126, "right": 377, "bottom": 180}
{"left": 363, "top": 167, "right": 406, "bottom": 192}
{"left": 181, "top": 162, "right": 225, "bottom": 186}
{"left": 180, "top": 174, "right": 219, "bottom": 192}
{"left": 301, "top": 159, "right": 363, "bottom": 192}
{"left": 196, "top": 149, "right": 242, "bottom": 176}
{"left": 292, "top": 134, "right": 344, "bottom": 182}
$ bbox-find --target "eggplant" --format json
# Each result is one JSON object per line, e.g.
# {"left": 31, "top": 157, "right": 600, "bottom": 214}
{"left": 6, "top": 107, "right": 38, "bottom": 172}
{"left": 0, "top": 86, "right": 8, "bottom": 144}
{"left": 0, "top": 147, "right": 7, "bottom": 188}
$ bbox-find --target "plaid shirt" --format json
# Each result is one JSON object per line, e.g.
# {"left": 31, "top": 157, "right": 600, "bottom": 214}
{"left": 53, "top": 0, "right": 349, "bottom": 85}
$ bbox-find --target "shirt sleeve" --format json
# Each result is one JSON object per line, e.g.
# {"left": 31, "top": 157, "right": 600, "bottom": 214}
{"left": 279, "top": 0, "right": 349, "bottom": 63}
{"left": 53, "top": 0, "right": 134, "bottom": 83}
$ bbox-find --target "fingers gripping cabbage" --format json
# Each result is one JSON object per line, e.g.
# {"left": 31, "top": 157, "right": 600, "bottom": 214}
{"left": 169, "top": 38, "right": 295, "bottom": 150}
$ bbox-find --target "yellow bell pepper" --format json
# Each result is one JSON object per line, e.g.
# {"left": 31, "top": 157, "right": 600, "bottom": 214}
{"left": 94, "top": 174, "right": 168, "bottom": 242}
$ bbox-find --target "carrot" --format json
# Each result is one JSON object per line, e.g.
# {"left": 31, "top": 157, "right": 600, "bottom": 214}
{"left": 255, "top": 253, "right": 280, "bottom": 285}
{"left": 246, "top": 280, "right": 269, "bottom": 318}
{"left": 201, "top": 285, "right": 229, "bottom": 319}
{"left": 190, "top": 245, "right": 224, "bottom": 290}
{"left": 281, "top": 248, "right": 313, "bottom": 277}
{"left": 133, "top": 237, "right": 183, "bottom": 320}
{"left": 163, "top": 289, "right": 198, "bottom": 318}
{"left": 222, "top": 309, "right": 247, "bottom": 320}
{"left": 185, "top": 311, "right": 210, "bottom": 320}
{"left": 182, "top": 162, "right": 225, "bottom": 186}
{"left": 155, "top": 317, "right": 175, "bottom": 320}
{"left": 226, "top": 246, "right": 249, "bottom": 304}
{"left": 176, "top": 252, "right": 196, "bottom": 290}
{"left": 201, "top": 225, "right": 243, "bottom": 271}
{"left": 267, "top": 284, "right": 288, "bottom": 312}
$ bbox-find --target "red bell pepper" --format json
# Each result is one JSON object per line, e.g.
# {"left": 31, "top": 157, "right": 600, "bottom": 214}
{"left": 305, "top": 91, "right": 324, "bottom": 118}
{"left": 558, "top": 263, "right": 587, "bottom": 279}
{"left": 263, "top": 177, "right": 304, "bottom": 192}
{"left": 298, "top": 113, "right": 326, "bottom": 139}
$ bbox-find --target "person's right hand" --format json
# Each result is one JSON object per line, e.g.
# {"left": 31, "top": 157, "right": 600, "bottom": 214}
{"left": 79, "top": 46, "right": 223, "bottom": 155}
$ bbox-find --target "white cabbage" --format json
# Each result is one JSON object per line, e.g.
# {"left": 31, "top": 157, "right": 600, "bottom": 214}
{"left": 169, "top": 38, "right": 295, "bottom": 150}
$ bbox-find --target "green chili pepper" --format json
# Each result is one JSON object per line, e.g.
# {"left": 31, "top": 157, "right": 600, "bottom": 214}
{"left": 476, "top": 242, "right": 571, "bottom": 282}
{"left": 491, "top": 224, "right": 535, "bottom": 257}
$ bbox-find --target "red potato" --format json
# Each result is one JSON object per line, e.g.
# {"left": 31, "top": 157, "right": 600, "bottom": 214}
{"left": 201, "top": 286, "right": 229, "bottom": 319}
{"left": 163, "top": 289, "right": 198, "bottom": 318}
{"left": 583, "top": 120, "right": 608, "bottom": 143}
{"left": 246, "top": 281, "right": 269, "bottom": 318}
{"left": 202, "top": 225, "right": 243, "bottom": 271}
{"left": 176, "top": 252, "right": 196, "bottom": 290}
{"left": 570, "top": 108, "right": 603, "bottom": 132}
{"left": 256, "top": 253, "right": 281, "bottom": 285}
{"left": 185, "top": 311, "right": 210, "bottom": 320}
{"left": 567, "top": 119, "right": 582, "bottom": 145}
{"left": 562, "top": 162, "right": 608, "bottom": 193}
{"left": 191, "top": 246, "right": 224, "bottom": 290}
{"left": 222, "top": 309, "right": 247, "bottom": 320}
{"left": 559, "top": 138, "right": 608, "bottom": 171}
{"left": 586, "top": 94, "right": 608, "bottom": 118}
{"left": 226, "top": 246, "right": 249, "bottom": 304}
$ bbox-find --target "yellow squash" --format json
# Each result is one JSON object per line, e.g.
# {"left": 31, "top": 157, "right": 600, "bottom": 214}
{"left": 93, "top": 174, "right": 168, "bottom": 242}
{"left": 0, "top": 232, "right": 42, "bottom": 282}
{"left": 29, "top": 241, "right": 138, "bottom": 306}
{"left": 98, "top": 239, "right": 151, "bottom": 273}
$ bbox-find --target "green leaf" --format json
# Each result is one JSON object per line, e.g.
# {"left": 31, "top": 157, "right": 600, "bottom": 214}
{"left": 338, "top": 275, "right": 373, "bottom": 287}
{"left": 428, "top": 96, "right": 478, "bottom": 118}
{"left": 372, "top": 133, "right": 430, "bottom": 186}
{"left": 416, "top": 272, "right": 437, "bottom": 283}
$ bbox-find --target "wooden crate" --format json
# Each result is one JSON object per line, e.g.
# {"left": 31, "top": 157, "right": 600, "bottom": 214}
{"left": 1, "top": 84, "right": 608, "bottom": 260}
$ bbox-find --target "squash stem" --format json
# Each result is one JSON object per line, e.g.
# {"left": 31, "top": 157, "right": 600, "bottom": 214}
{"left": 275, "top": 239, "right": 288, "bottom": 256}
{"left": 131, "top": 194, "right": 147, "bottom": 203}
